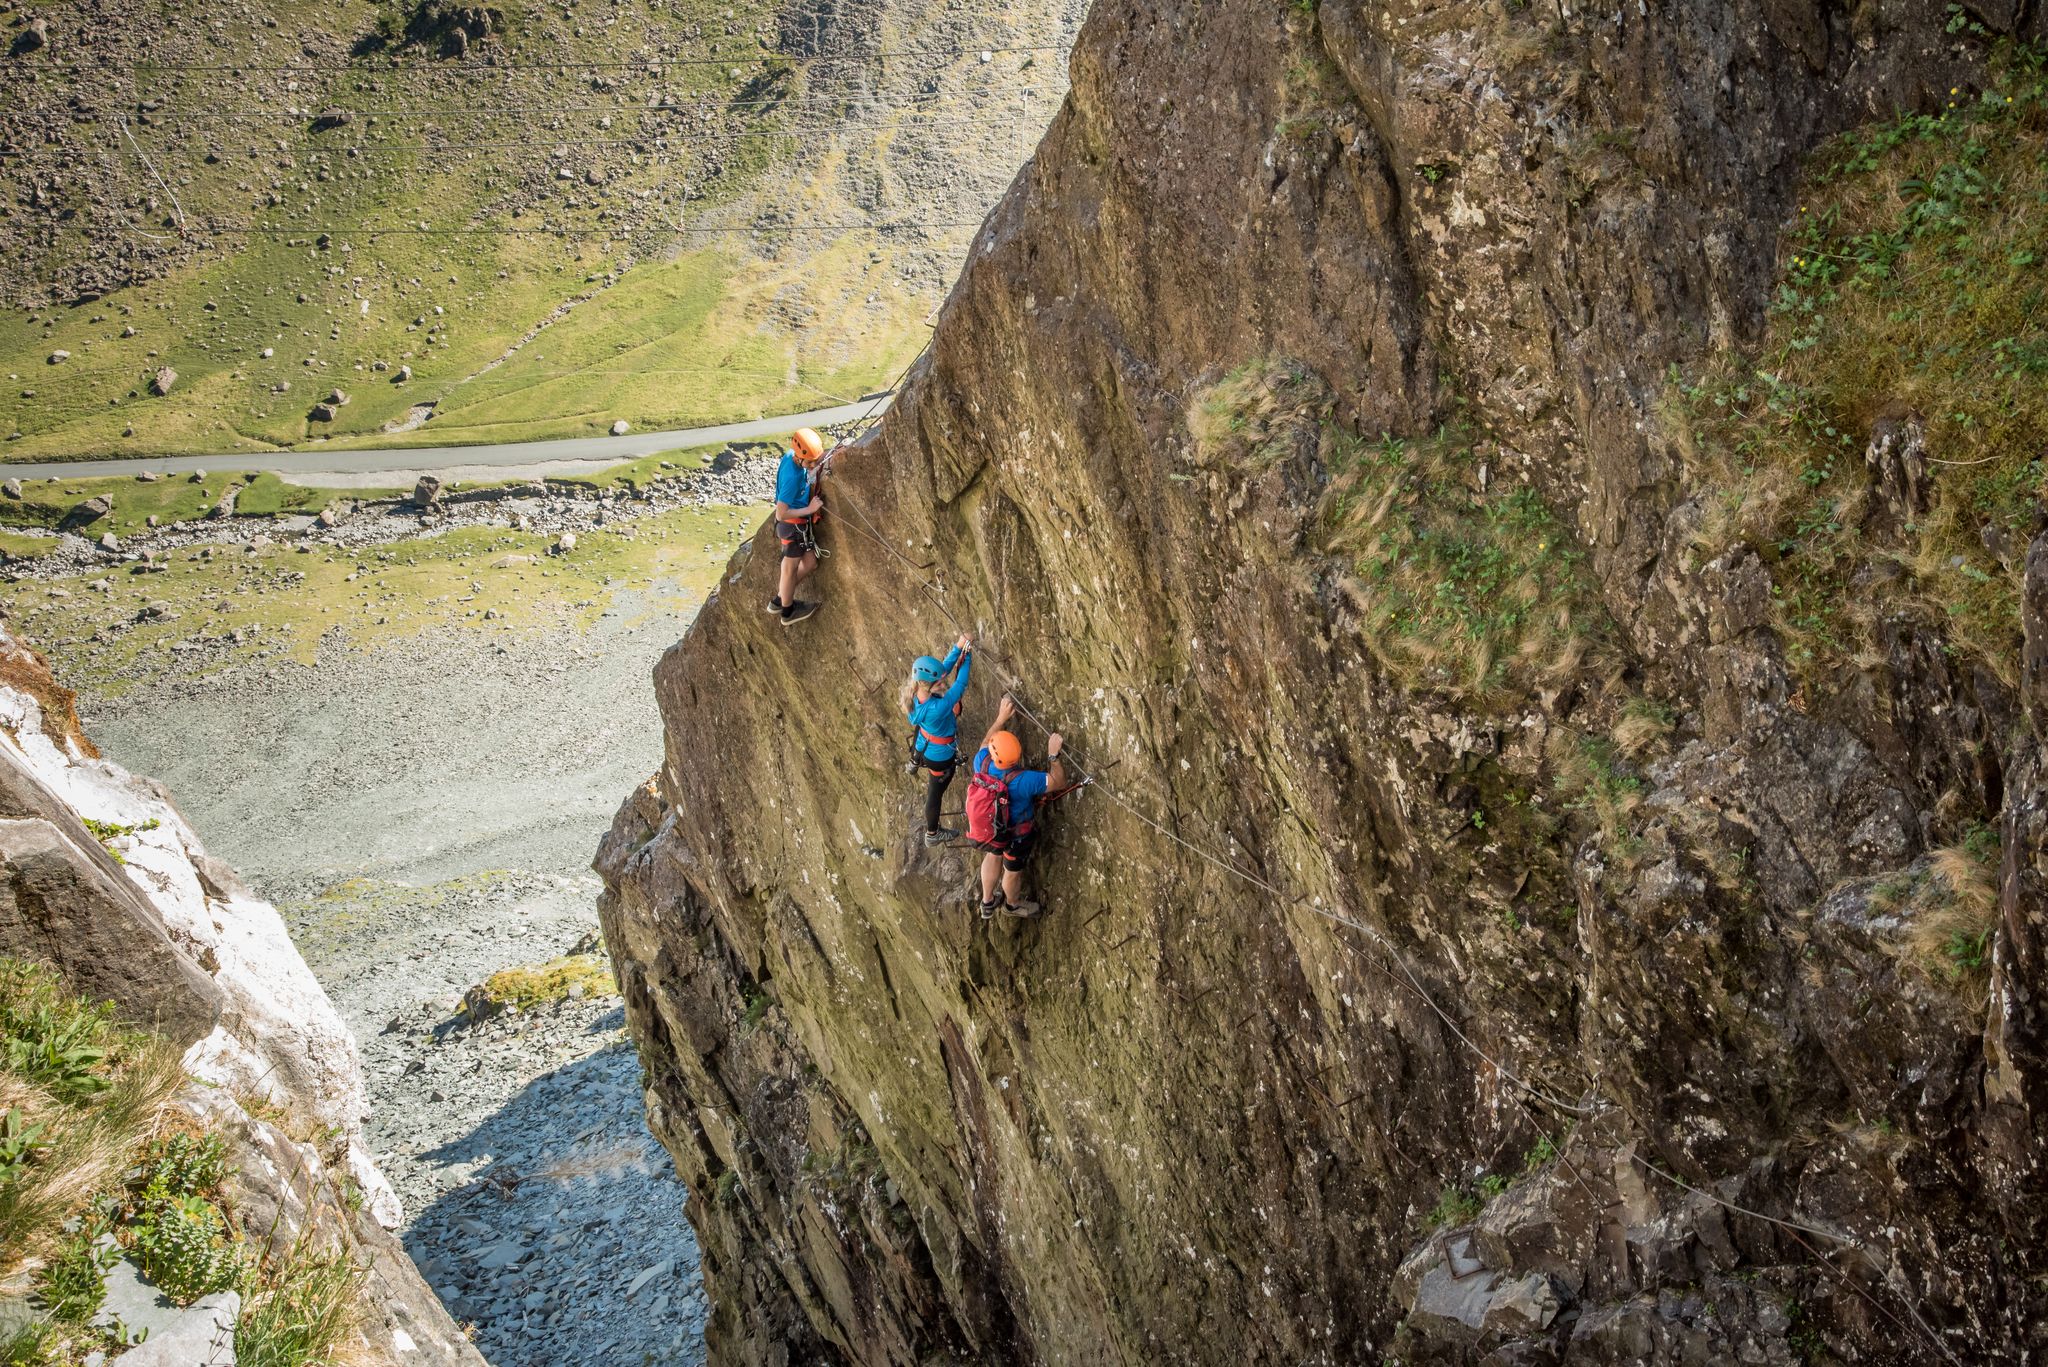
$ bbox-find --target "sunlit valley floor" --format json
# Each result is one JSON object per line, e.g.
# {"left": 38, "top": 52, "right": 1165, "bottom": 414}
{"left": 9, "top": 464, "right": 758, "bottom": 1364}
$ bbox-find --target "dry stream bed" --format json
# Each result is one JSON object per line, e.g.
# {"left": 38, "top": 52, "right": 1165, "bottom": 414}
{"left": 1, "top": 458, "right": 774, "bottom": 1365}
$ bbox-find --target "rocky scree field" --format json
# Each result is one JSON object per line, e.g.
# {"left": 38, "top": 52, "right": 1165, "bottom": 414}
{"left": 1, "top": 433, "right": 806, "bottom": 1365}
{"left": 594, "top": 2, "right": 2048, "bottom": 1365}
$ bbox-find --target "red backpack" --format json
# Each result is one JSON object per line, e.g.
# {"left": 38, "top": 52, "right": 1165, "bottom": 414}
{"left": 964, "top": 755, "right": 1012, "bottom": 845}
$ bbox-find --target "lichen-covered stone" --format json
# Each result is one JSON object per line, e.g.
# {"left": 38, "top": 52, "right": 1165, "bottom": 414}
{"left": 599, "top": 0, "right": 2048, "bottom": 1362}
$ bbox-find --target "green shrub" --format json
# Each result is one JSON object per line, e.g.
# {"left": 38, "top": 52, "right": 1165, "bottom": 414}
{"left": 0, "top": 1108, "right": 49, "bottom": 1185}
{"left": 80, "top": 817, "right": 161, "bottom": 864}
{"left": 1, "top": 992, "right": 114, "bottom": 1104}
{"left": 132, "top": 1185, "right": 243, "bottom": 1305}
{"left": 1425, "top": 1184, "right": 1482, "bottom": 1229}
{"left": 131, "top": 1133, "right": 232, "bottom": 1202}
{"left": 0, "top": 1319, "right": 58, "bottom": 1365}
{"left": 1, "top": 961, "right": 184, "bottom": 1283}
{"left": 40, "top": 1222, "right": 118, "bottom": 1323}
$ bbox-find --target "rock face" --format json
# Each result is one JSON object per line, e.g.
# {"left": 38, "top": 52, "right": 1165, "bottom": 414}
{"left": 599, "top": 1, "right": 2048, "bottom": 1364}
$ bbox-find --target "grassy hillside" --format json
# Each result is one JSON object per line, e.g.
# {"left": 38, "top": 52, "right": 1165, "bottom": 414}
{"left": 0, "top": 0, "right": 970, "bottom": 458}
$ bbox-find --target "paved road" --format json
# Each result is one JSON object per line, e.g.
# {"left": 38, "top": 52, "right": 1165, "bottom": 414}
{"left": 0, "top": 399, "right": 888, "bottom": 485}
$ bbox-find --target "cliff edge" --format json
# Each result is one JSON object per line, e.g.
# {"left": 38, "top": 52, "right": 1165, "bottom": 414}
{"left": 599, "top": 0, "right": 2048, "bottom": 1361}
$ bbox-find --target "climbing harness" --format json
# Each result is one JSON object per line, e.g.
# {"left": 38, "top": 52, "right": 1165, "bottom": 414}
{"left": 778, "top": 512, "right": 824, "bottom": 558}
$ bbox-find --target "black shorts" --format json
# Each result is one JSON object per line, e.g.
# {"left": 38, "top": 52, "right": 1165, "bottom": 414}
{"left": 997, "top": 824, "right": 1036, "bottom": 872}
{"left": 776, "top": 520, "right": 814, "bottom": 559}
{"left": 919, "top": 754, "right": 958, "bottom": 782}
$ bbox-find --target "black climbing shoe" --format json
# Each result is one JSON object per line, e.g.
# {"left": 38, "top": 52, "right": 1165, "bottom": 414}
{"left": 779, "top": 601, "right": 818, "bottom": 627}
{"left": 1003, "top": 899, "right": 1041, "bottom": 919}
{"left": 979, "top": 896, "right": 1002, "bottom": 921}
{"left": 923, "top": 827, "right": 958, "bottom": 848}
{"left": 765, "top": 595, "right": 784, "bottom": 614}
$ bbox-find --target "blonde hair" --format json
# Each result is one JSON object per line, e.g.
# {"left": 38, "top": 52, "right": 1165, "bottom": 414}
{"left": 898, "top": 667, "right": 931, "bottom": 718}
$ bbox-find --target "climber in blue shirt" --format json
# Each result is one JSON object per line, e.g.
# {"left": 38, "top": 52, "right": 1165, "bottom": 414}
{"left": 967, "top": 696, "right": 1064, "bottom": 918}
{"left": 767, "top": 426, "right": 828, "bottom": 626}
{"left": 901, "top": 634, "right": 974, "bottom": 846}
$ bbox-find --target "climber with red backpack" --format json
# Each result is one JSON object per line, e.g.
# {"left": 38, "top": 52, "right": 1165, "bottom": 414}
{"left": 902, "top": 634, "right": 974, "bottom": 847}
{"left": 767, "top": 426, "right": 829, "bottom": 627}
{"left": 965, "top": 696, "right": 1064, "bottom": 918}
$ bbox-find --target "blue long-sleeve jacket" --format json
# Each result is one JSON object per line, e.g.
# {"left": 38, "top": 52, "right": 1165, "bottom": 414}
{"left": 906, "top": 647, "right": 971, "bottom": 762}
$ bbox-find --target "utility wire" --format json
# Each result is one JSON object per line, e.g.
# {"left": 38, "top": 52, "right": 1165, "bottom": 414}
{"left": 87, "top": 96, "right": 1038, "bottom": 123}
{"left": 117, "top": 116, "right": 187, "bottom": 235}
{"left": 172, "top": 220, "right": 990, "bottom": 236}
{"left": 4, "top": 43, "right": 1071, "bottom": 77}
{"left": 218, "top": 118, "right": 1029, "bottom": 153}
{"left": 100, "top": 86, "right": 1058, "bottom": 120}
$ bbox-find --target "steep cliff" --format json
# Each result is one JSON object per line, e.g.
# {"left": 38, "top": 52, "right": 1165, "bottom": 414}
{"left": 597, "top": 1, "right": 2048, "bottom": 1362}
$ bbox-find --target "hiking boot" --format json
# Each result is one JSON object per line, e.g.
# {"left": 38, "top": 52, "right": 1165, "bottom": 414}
{"left": 923, "top": 827, "right": 958, "bottom": 848}
{"left": 1002, "top": 899, "right": 1041, "bottom": 918}
{"left": 779, "top": 601, "right": 818, "bottom": 626}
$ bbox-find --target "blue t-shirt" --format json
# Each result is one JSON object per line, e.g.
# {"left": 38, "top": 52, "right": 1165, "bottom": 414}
{"left": 906, "top": 647, "right": 971, "bottom": 761}
{"left": 774, "top": 452, "right": 814, "bottom": 518}
{"left": 972, "top": 746, "right": 1052, "bottom": 827}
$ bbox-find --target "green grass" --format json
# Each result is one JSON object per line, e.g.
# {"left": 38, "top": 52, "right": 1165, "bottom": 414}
{"left": 1425, "top": 1183, "right": 1483, "bottom": 1229}
{"left": 384, "top": 239, "right": 927, "bottom": 449}
{"left": 235, "top": 1242, "right": 366, "bottom": 1367}
{"left": 478, "top": 953, "right": 615, "bottom": 1011}
{"left": 0, "top": 0, "right": 962, "bottom": 461}
{"left": 543, "top": 442, "right": 725, "bottom": 493}
{"left": 1321, "top": 423, "right": 1613, "bottom": 702}
{"left": 0, "top": 0, "right": 933, "bottom": 461}
{"left": 0, "top": 959, "right": 184, "bottom": 1306}
{"left": 0, "top": 958, "right": 380, "bottom": 1364}
{"left": 0, "top": 499, "right": 752, "bottom": 693}
{"left": 0, "top": 471, "right": 388, "bottom": 537}
{"left": 1672, "top": 42, "right": 2048, "bottom": 685}
{"left": 1189, "top": 359, "right": 1614, "bottom": 704}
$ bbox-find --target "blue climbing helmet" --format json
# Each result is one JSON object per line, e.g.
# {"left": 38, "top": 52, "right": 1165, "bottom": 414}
{"left": 912, "top": 655, "right": 945, "bottom": 683}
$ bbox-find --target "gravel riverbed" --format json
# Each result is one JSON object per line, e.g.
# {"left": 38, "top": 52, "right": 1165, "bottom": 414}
{"left": 64, "top": 485, "right": 742, "bottom": 1364}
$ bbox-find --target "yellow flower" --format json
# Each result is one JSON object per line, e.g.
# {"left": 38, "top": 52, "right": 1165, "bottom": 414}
{"left": 1950, "top": 87, "right": 1958, "bottom": 94}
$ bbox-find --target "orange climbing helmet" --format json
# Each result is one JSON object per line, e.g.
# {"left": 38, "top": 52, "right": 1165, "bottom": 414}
{"left": 791, "top": 427, "right": 826, "bottom": 464}
{"left": 986, "top": 730, "right": 1022, "bottom": 769}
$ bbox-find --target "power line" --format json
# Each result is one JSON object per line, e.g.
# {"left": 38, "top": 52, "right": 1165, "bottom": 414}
{"left": 163, "top": 117, "right": 1029, "bottom": 155}
{"left": 3, "top": 117, "right": 1038, "bottom": 158}
{"left": 2, "top": 42, "right": 1070, "bottom": 77}
{"left": 164, "top": 219, "right": 989, "bottom": 237}
{"left": 77, "top": 86, "right": 1060, "bottom": 121}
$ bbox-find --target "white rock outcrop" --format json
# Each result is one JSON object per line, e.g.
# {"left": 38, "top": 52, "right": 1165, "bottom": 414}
{"left": 0, "top": 646, "right": 401, "bottom": 1229}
